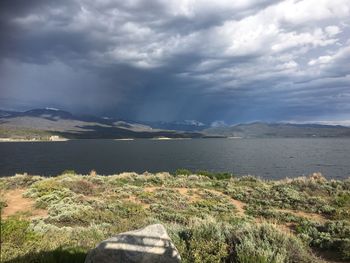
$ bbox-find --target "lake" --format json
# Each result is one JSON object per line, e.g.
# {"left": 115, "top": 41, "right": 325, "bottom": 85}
{"left": 0, "top": 138, "right": 350, "bottom": 179}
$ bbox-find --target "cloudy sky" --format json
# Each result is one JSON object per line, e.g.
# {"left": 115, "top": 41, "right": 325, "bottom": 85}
{"left": 0, "top": 0, "right": 349, "bottom": 124}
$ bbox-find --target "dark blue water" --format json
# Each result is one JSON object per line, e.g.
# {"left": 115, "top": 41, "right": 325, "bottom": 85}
{"left": 0, "top": 138, "right": 350, "bottom": 179}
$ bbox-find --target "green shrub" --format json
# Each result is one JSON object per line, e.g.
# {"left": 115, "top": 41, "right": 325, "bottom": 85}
{"left": 2, "top": 217, "right": 39, "bottom": 246}
{"left": 46, "top": 198, "right": 95, "bottom": 225}
{"left": 1, "top": 217, "right": 40, "bottom": 261}
{"left": 175, "top": 169, "right": 192, "bottom": 176}
{"left": 4, "top": 174, "right": 43, "bottom": 189}
{"left": 296, "top": 220, "right": 350, "bottom": 260}
{"left": 35, "top": 188, "right": 77, "bottom": 209}
{"left": 61, "top": 170, "right": 77, "bottom": 175}
{"left": 26, "top": 179, "right": 64, "bottom": 198}
{"left": 63, "top": 179, "right": 97, "bottom": 195}
{"left": 335, "top": 192, "right": 350, "bottom": 207}
{"left": 106, "top": 201, "right": 146, "bottom": 218}
{"left": 232, "top": 223, "right": 315, "bottom": 263}
{"left": 175, "top": 217, "right": 229, "bottom": 263}
{"left": 0, "top": 199, "right": 7, "bottom": 210}
{"left": 196, "top": 170, "right": 233, "bottom": 180}
{"left": 22, "top": 247, "right": 87, "bottom": 263}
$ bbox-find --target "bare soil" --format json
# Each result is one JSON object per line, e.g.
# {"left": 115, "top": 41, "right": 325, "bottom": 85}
{"left": 2, "top": 189, "right": 48, "bottom": 219}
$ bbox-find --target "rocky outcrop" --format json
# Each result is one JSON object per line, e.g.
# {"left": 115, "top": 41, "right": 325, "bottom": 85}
{"left": 85, "top": 224, "right": 181, "bottom": 263}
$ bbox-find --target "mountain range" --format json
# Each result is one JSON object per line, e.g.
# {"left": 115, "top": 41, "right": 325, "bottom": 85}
{"left": 0, "top": 108, "right": 204, "bottom": 139}
{"left": 1, "top": 108, "right": 350, "bottom": 139}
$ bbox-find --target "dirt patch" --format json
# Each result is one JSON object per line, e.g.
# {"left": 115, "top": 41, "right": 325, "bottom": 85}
{"left": 142, "top": 186, "right": 202, "bottom": 203}
{"left": 144, "top": 186, "right": 158, "bottom": 192}
{"left": 124, "top": 195, "right": 151, "bottom": 209}
{"left": 2, "top": 189, "right": 48, "bottom": 219}
{"left": 175, "top": 188, "right": 202, "bottom": 202}
{"left": 275, "top": 208, "right": 327, "bottom": 223}
{"left": 206, "top": 189, "right": 246, "bottom": 216}
{"left": 254, "top": 209, "right": 327, "bottom": 234}
{"left": 229, "top": 199, "right": 246, "bottom": 216}
{"left": 143, "top": 186, "right": 246, "bottom": 216}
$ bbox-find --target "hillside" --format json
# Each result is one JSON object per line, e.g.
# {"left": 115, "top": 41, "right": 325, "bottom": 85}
{"left": 0, "top": 109, "right": 202, "bottom": 139}
{"left": 0, "top": 172, "right": 349, "bottom": 262}
{"left": 204, "top": 122, "right": 350, "bottom": 138}
{"left": 2, "top": 109, "right": 350, "bottom": 139}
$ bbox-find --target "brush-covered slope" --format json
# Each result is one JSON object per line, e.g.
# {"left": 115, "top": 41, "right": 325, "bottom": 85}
{"left": 0, "top": 172, "right": 349, "bottom": 262}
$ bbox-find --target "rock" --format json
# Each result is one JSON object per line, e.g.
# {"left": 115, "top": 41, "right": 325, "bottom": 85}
{"left": 85, "top": 224, "right": 181, "bottom": 263}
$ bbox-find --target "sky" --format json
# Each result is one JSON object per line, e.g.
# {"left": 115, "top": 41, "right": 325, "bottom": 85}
{"left": 0, "top": 0, "right": 349, "bottom": 124}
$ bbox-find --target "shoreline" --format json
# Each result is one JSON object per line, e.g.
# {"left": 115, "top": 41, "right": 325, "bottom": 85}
{"left": 2, "top": 170, "right": 349, "bottom": 181}
{"left": 2, "top": 137, "right": 350, "bottom": 142}
{"left": 0, "top": 138, "right": 69, "bottom": 142}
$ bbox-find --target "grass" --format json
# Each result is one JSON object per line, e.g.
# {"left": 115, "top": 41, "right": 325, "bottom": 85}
{"left": 0, "top": 172, "right": 349, "bottom": 262}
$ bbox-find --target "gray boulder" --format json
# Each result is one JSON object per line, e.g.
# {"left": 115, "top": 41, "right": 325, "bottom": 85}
{"left": 85, "top": 224, "right": 181, "bottom": 263}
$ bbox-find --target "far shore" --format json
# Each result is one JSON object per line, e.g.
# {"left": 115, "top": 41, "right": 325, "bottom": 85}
{"left": 0, "top": 137, "right": 69, "bottom": 142}
{"left": 0, "top": 137, "right": 193, "bottom": 142}
{"left": 150, "top": 137, "right": 192, "bottom": 140}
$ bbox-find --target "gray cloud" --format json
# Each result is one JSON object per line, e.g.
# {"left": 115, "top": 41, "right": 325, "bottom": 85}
{"left": 0, "top": 0, "right": 349, "bottom": 123}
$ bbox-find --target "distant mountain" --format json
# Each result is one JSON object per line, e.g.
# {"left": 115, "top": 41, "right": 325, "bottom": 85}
{"left": 0, "top": 108, "right": 202, "bottom": 139}
{"left": 0, "top": 110, "right": 16, "bottom": 117}
{"left": 2, "top": 109, "right": 350, "bottom": 139}
{"left": 20, "top": 108, "right": 74, "bottom": 120}
{"left": 203, "top": 122, "right": 350, "bottom": 138}
{"left": 141, "top": 120, "right": 209, "bottom": 132}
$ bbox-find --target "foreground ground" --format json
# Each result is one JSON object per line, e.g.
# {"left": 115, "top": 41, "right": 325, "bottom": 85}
{"left": 0, "top": 171, "right": 349, "bottom": 263}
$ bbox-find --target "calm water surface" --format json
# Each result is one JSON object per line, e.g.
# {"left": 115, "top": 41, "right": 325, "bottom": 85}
{"left": 0, "top": 138, "right": 350, "bottom": 179}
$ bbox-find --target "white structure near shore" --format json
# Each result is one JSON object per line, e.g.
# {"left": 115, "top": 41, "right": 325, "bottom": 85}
{"left": 49, "top": 135, "right": 67, "bottom": 141}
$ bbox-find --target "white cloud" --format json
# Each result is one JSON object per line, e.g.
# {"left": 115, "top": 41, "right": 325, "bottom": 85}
{"left": 308, "top": 55, "right": 333, "bottom": 66}
{"left": 325, "top": 26, "right": 341, "bottom": 36}
{"left": 269, "top": 0, "right": 350, "bottom": 25}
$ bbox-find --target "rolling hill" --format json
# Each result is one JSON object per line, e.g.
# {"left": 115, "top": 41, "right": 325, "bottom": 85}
{"left": 0, "top": 108, "right": 202, "bottom": 139}
{"left": 203, "top": 122, "right": 350, "bottom": 138}
{"left": 1, "top": 109, "right": 350, "bottom": 139}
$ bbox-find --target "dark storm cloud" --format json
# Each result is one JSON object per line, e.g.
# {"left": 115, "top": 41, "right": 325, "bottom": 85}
{"left": 0, "top": 0, "right": 350, "bottom": 123}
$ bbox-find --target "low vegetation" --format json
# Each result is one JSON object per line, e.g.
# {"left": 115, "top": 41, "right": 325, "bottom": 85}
{"left": 0, "top": 127, "right": 55, "bottom": 140}
{"left": 0, "top": 171, "right": 349, "bottom": 262}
